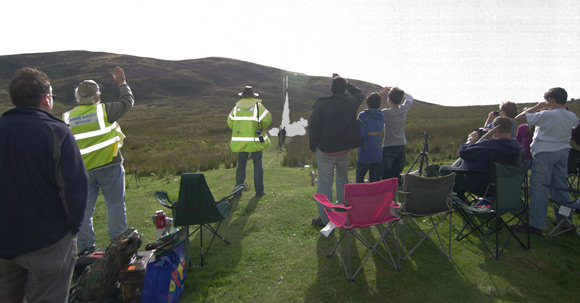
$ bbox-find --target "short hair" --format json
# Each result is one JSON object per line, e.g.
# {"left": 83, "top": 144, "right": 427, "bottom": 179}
{"left": 544, "top": 87, "right": 568, "bottom": 105}
{"left": 8, "top": 67, "right": 51, "bottom": 107}
{"left": 388, "top": 87, "right": 405, "bottom": 105}
{"left": 492, "top": 116, "right": 512, "bottom": 135}
{"left": 366, "top": 92, "right": 381, "bottom": 109}
{"left": 330, "top": 76, "right": 347, "bottom": 95}
{"left": 500, "top": 101, "right": 518, "bottom": 118}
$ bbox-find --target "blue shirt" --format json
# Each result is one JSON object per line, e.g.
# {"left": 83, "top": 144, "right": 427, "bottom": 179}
{"left": 357, "top": 109, "right": 385, "bottom": 164}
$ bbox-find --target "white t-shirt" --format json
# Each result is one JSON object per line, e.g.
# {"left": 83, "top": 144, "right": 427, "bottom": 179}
{"left": 527, "top": 108, "right": 579, "bottom": 156}
{"left": 381, "top": 93, "right": 413, "bottom": 147}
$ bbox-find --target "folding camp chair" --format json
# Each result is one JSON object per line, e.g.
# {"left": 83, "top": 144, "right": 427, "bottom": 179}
{"left": 313, "top": 178, "right": 401, "bottom": 281}
{"left": 455, "top": 161, "right": 530, "bottom": 259}
{"left": 398, "top": 173, "right": 456, "bottom": 261}
{"left": 155, "top": 173, "right": 244, "bottom": 267}
{"left": 567, "top": 149, "right": 580, "bottom": 198}
{"left": 543, "top": 185, "right": 580, "bottom": 237}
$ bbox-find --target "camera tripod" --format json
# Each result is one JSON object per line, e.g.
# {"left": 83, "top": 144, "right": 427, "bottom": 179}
{"left": 126, "top": 166, "right": 142, "bottom": 188}
{"left": 407, "top": 131, "right": 430, "bottom": 176}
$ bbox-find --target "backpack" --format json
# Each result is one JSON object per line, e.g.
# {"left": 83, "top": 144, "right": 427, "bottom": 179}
{"left": 69, "top": 228, "right": 143, "bottom": 303}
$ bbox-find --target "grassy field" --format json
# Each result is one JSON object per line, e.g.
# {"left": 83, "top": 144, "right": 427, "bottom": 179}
{"left": 92, "top": 145, "right": 580, "bottom": 303}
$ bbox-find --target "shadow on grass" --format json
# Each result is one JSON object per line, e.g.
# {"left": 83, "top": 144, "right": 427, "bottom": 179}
{"left": 181, "top": 195, "right": 260, "bottom": 300}
{"left": 304, "top": 223, "right": 499, "bottom": 303}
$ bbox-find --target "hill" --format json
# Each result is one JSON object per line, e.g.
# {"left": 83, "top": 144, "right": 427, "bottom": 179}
{"left": 0, "top": 51, "right": 436, "bottom": 117}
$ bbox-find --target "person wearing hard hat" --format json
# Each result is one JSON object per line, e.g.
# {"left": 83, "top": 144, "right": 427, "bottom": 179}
{"left": 227, "top": 86, "right": 272, "bottom": 197}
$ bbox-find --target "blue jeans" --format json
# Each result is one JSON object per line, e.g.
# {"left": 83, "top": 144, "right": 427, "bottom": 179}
{"left": 236, "top": 151, "right": 264, "bottom": 194}
{"left": 356, "top": 161, "right": 381, "bottom": 183}
{"left": 529, "top": 150, "right": 572, "bottom": 229}
{"left": 316, "top": 149, "right": 350, "bottom": 224}
{"left": 78, "top": 164, "right": 127, "bottom": 252}
{"left": 0, "top": 232, "right": 76, "bottom": 302}
{"left": 382, "top": 145, "right": 406, "bottom": 184}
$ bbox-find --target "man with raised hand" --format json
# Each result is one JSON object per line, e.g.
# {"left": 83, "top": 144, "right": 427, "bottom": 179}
{"left": 514, "top": 87, "right": 579, "bottom": 235}
{"left": 309, "top": 74, "right": 364, "bottom": 226}
{"left": 63, "top": 66, "right": 134, "bottom": 254}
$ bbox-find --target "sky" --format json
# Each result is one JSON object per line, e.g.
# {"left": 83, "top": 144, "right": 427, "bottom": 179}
{"left": 1, "top": 0, "right": 579, "bottom": 106}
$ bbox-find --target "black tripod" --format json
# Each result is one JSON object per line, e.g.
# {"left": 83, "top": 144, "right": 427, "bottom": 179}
{"left": 126, "top": 166, "right": 142, "bottom": 188}
{"left": 407, "top": 131, "right": 430, "bottom": 176}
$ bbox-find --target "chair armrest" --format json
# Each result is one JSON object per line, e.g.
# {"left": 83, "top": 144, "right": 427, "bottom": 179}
{"left": 217, "top": 184, "right": 245, "bottom": 203}
{"left": 155, "top": 191, "right": 176, "bottom": 209}
{"left": 313, "top": 193, "right": 351, "bottom": 209}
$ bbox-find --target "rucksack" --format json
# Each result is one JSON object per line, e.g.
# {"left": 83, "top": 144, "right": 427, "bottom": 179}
{"left": 69, "top": 228, "right": 143, "bottom": 303}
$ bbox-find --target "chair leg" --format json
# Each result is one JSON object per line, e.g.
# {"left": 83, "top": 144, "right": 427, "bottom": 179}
{"left": 199, "top": 221, "right": 229, "bottom": 267}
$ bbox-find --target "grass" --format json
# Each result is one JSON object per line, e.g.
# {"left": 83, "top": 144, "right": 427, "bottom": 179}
{"left": 91, "top": 146, "right": 580, "bottom": 303}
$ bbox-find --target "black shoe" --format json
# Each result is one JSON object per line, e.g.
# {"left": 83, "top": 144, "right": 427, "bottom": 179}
{"left": 255, "top": 192, "right": 266, "bottom": 197}
{"left": 512, "top": 224, "right": 543, "bottom": 236}
{"left": 312, "top": 217, "right": 325, "bottom": 227}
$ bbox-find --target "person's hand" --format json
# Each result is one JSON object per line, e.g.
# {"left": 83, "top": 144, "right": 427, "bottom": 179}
{"left": 467, "top": 131, "right": 479, "bottom": 144}
{"left": 379, "top": 86, "right": 391, "bottom": 97}
{"left": 536, "top": 101, "right": 549, "bottom": 110}
{"left": 112, "top": 66, "right": 126, "bottom": 85}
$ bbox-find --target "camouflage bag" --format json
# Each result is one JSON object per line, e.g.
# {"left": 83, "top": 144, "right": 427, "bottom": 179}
{"left": 69, "top": 228, "right": 143, "bottom": 303}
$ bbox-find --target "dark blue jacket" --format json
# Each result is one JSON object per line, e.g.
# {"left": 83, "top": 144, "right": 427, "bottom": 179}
{"left": 459, "top": 138, "right": 522, "bottom": 194}
{"left": 357, "top": 109, "right": 385, "bottom": 164}
{"left": 0, "top": 108, "right": 88, "bottom": 258}
{"left": 309, "top": 82, "right": 364, "bottom": 153}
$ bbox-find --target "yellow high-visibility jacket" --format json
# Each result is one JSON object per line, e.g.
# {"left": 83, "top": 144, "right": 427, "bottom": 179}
{"left": 227, "top": 98, "right": 272, "bottom": 152}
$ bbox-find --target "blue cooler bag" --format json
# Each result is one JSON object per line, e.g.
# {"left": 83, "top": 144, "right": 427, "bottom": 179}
{"left": 141, "top": 242, "right": 187, "bottom": 303}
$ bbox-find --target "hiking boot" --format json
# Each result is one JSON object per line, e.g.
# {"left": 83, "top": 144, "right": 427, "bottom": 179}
{"left": 512, "top": 224, "right": 543, "bottom": 236}
{"left": 312, "top": 217, "right": 325, "bottom": 227}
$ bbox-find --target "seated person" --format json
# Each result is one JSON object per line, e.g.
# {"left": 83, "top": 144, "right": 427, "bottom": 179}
{"left": 516, "top": 123, "right": 534, "bottom": 161}
{"left": 441, "top": 116, "right": 523, "bottom": 201}
{"left": 568, "top": 122, "right": 580, "bottom": 174}
{"left": 483, "top": 101, "right": 518, "bottom": 137}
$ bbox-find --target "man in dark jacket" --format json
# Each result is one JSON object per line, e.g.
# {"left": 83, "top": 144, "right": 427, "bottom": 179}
{"left": 440, "top": 116, "right": 522, "bottom": 201}
{"left": 309, "top": 73, "right": 364, "bottom": 226}
{"left": 0, "top": 68, "right": 88, "bottom": 302}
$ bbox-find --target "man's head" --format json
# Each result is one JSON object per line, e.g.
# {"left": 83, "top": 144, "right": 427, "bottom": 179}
{"left": 366, "top": 92, "right": 381, "bottom": 109}
{"left": 238, "top": 86, "right": 259, "bottom": 98}
{"left": 491, "top": 116, "right": 513, "bottom": 138}
{"left": 499, "top": 101, "right": 518, "bottom": 118}
{"left": 9, "top": 67, "right": 52, "bottom": 110}
{"left": 544, "top": 87, "right": 568, "bottom": 105}
{"left": 330, "top": 76, "right": 347, "bottom": 95}
{"left": 75, "top": 80, "right": 101, "bottom": 105}
{"left": 388, "top": 87, "right": 405, "bottom": 105}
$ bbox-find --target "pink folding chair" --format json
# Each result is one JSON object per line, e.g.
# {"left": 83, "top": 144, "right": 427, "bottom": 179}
{"left": 313, "top": 178, "right": 401, "bottom": 281}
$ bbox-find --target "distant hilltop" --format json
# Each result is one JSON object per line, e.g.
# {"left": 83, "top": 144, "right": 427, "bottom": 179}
{"left": 0, "top": 51, "right": 438, "bottom": 116}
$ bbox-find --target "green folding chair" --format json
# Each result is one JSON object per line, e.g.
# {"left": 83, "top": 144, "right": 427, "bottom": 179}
{"left": 398, "top": 173, "right": 456, "bottom": 261}
{"left": 455, "top": 161, "right": 530, "bottom": 259}
{"left": 155, "top": 173, "right": 243, "bottom": 267}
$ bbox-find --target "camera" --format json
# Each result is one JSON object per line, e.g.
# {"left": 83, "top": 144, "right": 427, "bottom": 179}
{"left": 493, "top": 111, "right": 499, "bottom": 116}
{"left": 475, "top": 128, "right": 488, "bottom": 138}
{"left": 256, "top": 129, "right": 265, "bottom": 143}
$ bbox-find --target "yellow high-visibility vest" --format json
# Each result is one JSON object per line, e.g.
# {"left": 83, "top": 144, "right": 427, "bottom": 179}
{"left": 63, "top": 103, "right": 125, "bottom": 170}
